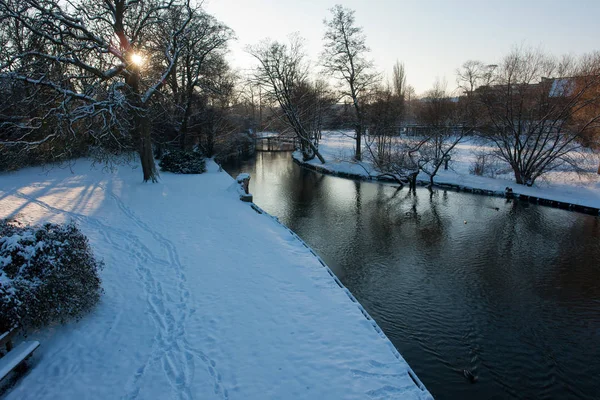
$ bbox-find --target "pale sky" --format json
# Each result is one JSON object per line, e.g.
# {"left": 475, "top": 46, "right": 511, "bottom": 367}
{"left": 204, "top": 0, "right": 600, "bottom": 94}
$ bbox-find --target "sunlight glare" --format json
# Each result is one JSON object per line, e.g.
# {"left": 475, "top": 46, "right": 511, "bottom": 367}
{"left": 131, "top": 53, "right": 144, "bottom": 66}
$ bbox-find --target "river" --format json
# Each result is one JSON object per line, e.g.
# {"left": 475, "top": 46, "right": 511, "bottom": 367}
{"left": 224, "top": 151, "right": 600, "bottom": 400}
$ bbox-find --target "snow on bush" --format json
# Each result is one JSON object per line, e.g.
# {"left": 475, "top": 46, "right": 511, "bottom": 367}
{"left": 0, "top": 219, "right": 103, "bottom": 333}
{"left": 159, "top": 150, "right": 206, "bottom": 174}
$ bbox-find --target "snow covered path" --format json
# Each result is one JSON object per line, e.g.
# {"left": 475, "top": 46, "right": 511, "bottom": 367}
{"left": 0, "top": 160, "right": 431, "bottom": 399}
{"left": 302, "top": 131, "right": 600, "bottom": 210}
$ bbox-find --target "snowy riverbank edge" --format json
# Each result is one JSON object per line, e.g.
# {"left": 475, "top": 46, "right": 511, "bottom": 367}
{"left": 292, "top": 152, "right": 600, "bottom": 216}
{"left": 0, "top": 159, "right": 433, "bottom": 399}
{"left": 245, "top": 200, "right": 431, "bottom": 394}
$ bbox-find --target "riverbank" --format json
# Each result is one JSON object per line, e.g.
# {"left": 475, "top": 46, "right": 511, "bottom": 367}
{"left": 0, "top": 159, "right": 432, "bottom": 399}
{"left": 294, "top": 132, "right": 600, "bottom": 215}
{"left": 225, "top": 151, "right": 600, "bottom": 399}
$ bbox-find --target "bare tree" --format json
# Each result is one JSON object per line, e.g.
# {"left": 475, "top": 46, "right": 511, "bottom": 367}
{"left": 248, "top": 35, "right": 325, "bottom": 163}
{"left": 363, "top": 86, "right": 423, "bottom": 191}
{"left": 392, "top": 61, "right": 407, "bottom": 98}
{"left": 417, "top": 79, "right": 472, "bottom": 186}
{"left": 236, "top": 80, "right": 263, "bottom": 132}
{"left": 292, "top": 79, "right": 335, "bottom": 143}
{"left": 368, "top": 138, "right": 424, "bottom": 192}
{"left": 0, "top": 0, "right": 193, "bottom": 181}
{"left": 322, "top": 4, "right": 378, "bottom": 161}
{"left": 456, "top": 60, "right": 494, "bottom": 128}
{"left": 476, "top": 48, "right": 600, "bottom": 185}
{"left": 365, "top": 85, "right": 402, "bottom": 166}
{"left": 365, "top": 78, "right": 479, "bottom": 190}
{"left": 159, "top": 6, "right": 234, "bottom": 150}
{"left": 456, "top": 60, "right": 489, "bottom": 96}
{"left": 404, "top": 84, "right": 417, "bottom": 123}
{"left": 190, "top": 61, "right": 237, "bottom": 158}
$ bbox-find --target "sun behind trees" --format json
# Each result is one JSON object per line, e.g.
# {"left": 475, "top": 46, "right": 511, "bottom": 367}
{"left": 0, "top": 0, "right": 233, "bottom": 181}
{"left": 1, "top": 2, "right": 599, "bottom": 187}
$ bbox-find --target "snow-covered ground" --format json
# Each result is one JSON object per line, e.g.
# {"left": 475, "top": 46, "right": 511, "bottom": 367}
{"left": 254, "top": 131, "right": 281, "bottom": 138}
{"left": 0, "top": 159, "right": 431, "bottom": 400}
{"left": 299, "top": 131, "right": 600, "bottom": 210}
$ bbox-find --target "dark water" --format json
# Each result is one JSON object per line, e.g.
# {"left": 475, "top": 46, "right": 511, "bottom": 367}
{"left": 224, "top": 152, "right": 600, "bottom": 400}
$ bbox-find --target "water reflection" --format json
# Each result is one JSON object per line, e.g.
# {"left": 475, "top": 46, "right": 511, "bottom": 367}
{"left": 225, "top": 152, "right": 600, "bottom": 400}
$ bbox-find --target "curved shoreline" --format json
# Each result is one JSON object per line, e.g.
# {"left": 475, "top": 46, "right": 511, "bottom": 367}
{"left": 246, "top": 201, "right": 431, "bottom": 396}
{"left": 292, "top": 155, "right": 600, "bottom": 216}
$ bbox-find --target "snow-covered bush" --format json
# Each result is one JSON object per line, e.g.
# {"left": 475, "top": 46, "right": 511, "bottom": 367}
{"left": 0, "top": 220, "right": 103, "bottom": 332}
{"left": 159, "top": 150, "right": 206, "bottom": 174}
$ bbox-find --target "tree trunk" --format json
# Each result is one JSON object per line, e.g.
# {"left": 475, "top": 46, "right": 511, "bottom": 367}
{"left": 355, "top": 125, "right": 362, "bottom": 161}
{"left": 179, "top": 90, "right": 193, "bottom": 150}
{"left": 513, "top": 168, "right": 524, "bottom": 185}
{"left": 309, "top": 139, "right": 326, "bottom": 163}
{"left": 126, "top": 67, "right": 157, "bottom": 182}
{"left": 514, "top": 169, "right": 535, "bottom": 186}
{"left": 301, "top": 137, "right": 326, "bottom": 163}
{"left": 409, "top": 173, "right": 417, "bottom": 192}
{"left": 137, "top": 109, "right": 158, "bottom": 182}
{"left": 207, "top": 126, "right": 216, "bottom": 157}
{"left": 597, "top": 160, "right": 600, "bottom": 175}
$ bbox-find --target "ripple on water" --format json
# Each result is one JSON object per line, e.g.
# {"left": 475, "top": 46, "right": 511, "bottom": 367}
{"left": 225, "top": 153, "right": 600, "bottom": 400}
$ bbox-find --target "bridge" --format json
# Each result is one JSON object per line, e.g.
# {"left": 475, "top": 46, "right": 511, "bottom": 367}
{"left": 254, "top": 134, "right": 298, "bottom": 152}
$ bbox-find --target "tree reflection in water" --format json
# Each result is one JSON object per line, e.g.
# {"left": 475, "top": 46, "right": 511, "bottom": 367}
{"left": 225, "top": 152, "right": 600, "bottom": 400}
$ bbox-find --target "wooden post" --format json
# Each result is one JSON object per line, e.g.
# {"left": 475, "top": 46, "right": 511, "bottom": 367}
{"left": 444, "top": 155, "right": 450, "bottom": 170}
{"left": 236, "top": 173, "right": 253, "bottom": 202}
{"left": 0, "top": 329, "right": 15, "bottom": 355}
